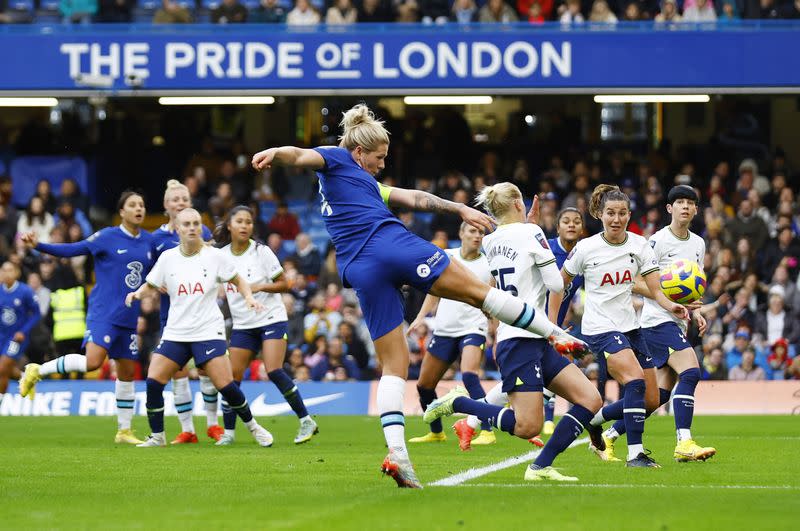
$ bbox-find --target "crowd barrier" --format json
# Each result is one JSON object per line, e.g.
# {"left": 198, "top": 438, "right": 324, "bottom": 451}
{"left": 2, "top": 380, "right": 799, "bottom": 416}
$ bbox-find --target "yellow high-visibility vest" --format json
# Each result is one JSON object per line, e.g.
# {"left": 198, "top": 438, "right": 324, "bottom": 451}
{"left": 50, "top": 287, "right": 86, "bottom": 342}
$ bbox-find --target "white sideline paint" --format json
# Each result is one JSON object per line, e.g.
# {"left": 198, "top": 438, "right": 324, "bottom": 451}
{"left": 429, "top": 437, "right": 589, "bottom": 487}
{"left": 436, "top": 483, "right": 800, "bottom": 490}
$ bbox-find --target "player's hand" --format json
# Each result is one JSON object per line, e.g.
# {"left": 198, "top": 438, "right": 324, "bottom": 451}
{"left": 252, "top": 148, "right": 277, "bottom": 171}
{"left": 13, "top": 332, "right": 25, "bottom": 342}
{"left": 693, "top": 311, "right": 707, "bottom": 337}
{"left": 458, "top": 204, "right": 495, "bottom": 234}
{"left": 246, "top": 296, "right": 264, "bottom": 312}
{"left": 20, "top": 232, "right": 38, "bottom": 249}
{"left": 125, "top": 291, "right": 138, "bottom": 308}
{"left": 406, "top": 316, "right": 425, "bottom": 337}
{"left": 526, "top": 195, "right": 540, "bottom": 225}
{"left": 672, "top": 304, "right": 689, "bottom": 320}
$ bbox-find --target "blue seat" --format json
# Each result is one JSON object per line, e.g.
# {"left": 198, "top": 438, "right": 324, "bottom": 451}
{"left": 282, "top": 240, "right": 297, "bottom": 255}
{"left": 39, "top": 0, "right": 59, "bottom": 9}
{"left": 0, "top": 160, "right": 5, "bottom": 176}
{"left": 10, "top": 157, "right": 88, "bottom": 210}
{"left": 8, "top": 0, "right": 33, "bottom": 10}
{"left": 415, "top": 212, "right": 434, "bottom": 225}
{"left": 242, "top": 0, "right": 259, "bottom": 9}
{"left": 201, "top": 0, "right": 220, "bottom": 9}
{"left": 137, "top": 0, "right": 160, "bottom": 10}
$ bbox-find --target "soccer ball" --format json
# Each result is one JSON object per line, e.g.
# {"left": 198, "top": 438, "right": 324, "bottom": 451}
{"left": 659, "top": 259, "right": 707, "bottom": 304}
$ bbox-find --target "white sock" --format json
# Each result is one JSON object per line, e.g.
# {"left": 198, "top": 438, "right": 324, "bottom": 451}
{"left": 115, "top": 380, "right": 135, "bottom": 430}
{"left": 677, "top": 428, "right": 692, "bottom": 442}
{"left": 628, "top": 443, "right": 644, "bottom": 461}
{"left": 245, "top": 419, "right": 258, "bottom": 431}
{"left": 40, "top": 354, "right": 86, "bottom": 376}
{"left": 482, "top": 287, "right": 557, "bottom": 337}
{"left": 604, "top": 426, "right": 620, "bottom": 441}
{"left": 466, "top": 414, "right": 481, "bottom": 429}
{"left": 590, "top": 409, "right": 606, "bottom": 427}
{"left": 377, "top": 375, "right": 408, "bottom": 460}
{"left": 299, "top": 415, "right": 311, "bottom": 424}
{"left": 225, "top": 429, "right": 235, "bottom": 438}
{"left": 172, "top": 377, "right": 195, "bottom": 434}
{"left": 199, "top": 375, "right": 219, "bottom": 427}
{"left": 484, "top": 383, "right": 508, "bottom": 406}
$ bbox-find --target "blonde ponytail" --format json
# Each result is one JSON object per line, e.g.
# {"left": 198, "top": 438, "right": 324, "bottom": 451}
{"left": 475, "top": 182, "right": 522, "bottom": 220}
{"left": 339, "top": 104, "right": 390, "bottom": 153}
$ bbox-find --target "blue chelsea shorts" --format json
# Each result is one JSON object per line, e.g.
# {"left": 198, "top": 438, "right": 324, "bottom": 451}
{"left": 343, "top": 223, "right": 450, "bottom": 340}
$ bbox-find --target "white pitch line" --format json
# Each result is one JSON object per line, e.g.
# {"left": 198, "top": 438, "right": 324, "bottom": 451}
{"left": 434, "top": 483, "right": 800, "bottom": 490}
{"left": 428, "top": 437, "right": 589, "bottom": 487}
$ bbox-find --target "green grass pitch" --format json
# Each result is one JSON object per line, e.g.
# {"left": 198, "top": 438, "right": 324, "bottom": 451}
{"left": 2, "top": 415, "right": 796, "bottom": 530}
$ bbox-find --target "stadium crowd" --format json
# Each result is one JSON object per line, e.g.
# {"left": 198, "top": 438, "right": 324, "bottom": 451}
{"left": 1, "top": 0, "right": 800, "bottom": 25}
{"left": 2, "top": 128, "right": 800, "bottom": 386}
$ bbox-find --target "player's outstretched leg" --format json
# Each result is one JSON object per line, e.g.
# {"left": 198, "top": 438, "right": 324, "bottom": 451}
{"left": 20, "top": 354, "right": 86, "bottom": 399}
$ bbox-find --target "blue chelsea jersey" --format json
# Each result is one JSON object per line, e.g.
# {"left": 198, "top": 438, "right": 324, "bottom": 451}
{"left": 85, "top": 227, "right": 155, "bottom": 328}
{"left": 151, "top": 223, "right": 214, "bottom": 327}
{"left": 313, "top": 146, "right": 404, "bottom": 271}
{"left": 547, "top": 236, "right": 584, "bottom": 327}
{"left": 0, "top": 281, "right": 40, "bottom": 337}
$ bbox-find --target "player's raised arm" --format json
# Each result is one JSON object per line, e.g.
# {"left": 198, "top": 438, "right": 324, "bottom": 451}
{"left": 643, "top": 270, "right": 689, "bottom": 320}
{"left": 385, "top": 187, "right": 495, "bottom": 234}
{"left": 252, "top": 146, "right": 325, "bottom": 171}
{"left": 22, "top": 231, "right": 91, "bottom": 257}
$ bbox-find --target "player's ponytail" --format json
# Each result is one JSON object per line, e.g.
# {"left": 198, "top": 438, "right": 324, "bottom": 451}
{"left": 214, "top": 204, "right": 254, "bottom": 247}
{"left": 339, "top": 104, "right": 390, "bottom": 153}
{"left": 475, "top": 182, "right": 522, "bottom": 220}
{"left": 589, "top": 184, "right": 629, "bottom": 220}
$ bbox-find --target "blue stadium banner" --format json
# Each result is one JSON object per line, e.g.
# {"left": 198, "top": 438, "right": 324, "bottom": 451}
{"left": 1, "top": 23, "right": 799, "bottom": 92}
{"left": 0, "top": 380, "right": 371, "bottom": 416}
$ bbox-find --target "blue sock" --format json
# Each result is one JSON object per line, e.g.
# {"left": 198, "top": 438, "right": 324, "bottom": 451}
{"left": 534, "top": 404, "right": 593, "bottom": 468}
{"left": 268, "top": 369, "right": 309, "bottom": 419}
{"left": 453, "top": 396, "right": 516, "bottom": 435}
{"left": 221, "top": 380, "right": 240, "bottom": 431}
{"left": 611, "top": 388, "right": 671, "bottom": 437}
{"left": 544, "top": 398, "right": 555, "bottom": 423}
{"left": 673, "top": 368, "right": 700, "bottom": 431}
{"left": 145, "top": 378, "right": 166, "bottom": 433}
{"left": 601, "top": 398, "right": 624, "bottom": 421}
{"left": 622, "top": 379, "right": 646, "bottom": 447}
{"left": 462, "top": 372, "right": 491, "bottom": 431}
{"left": 417, "top": 386, "right": 441, "bottom": 433}
{"left": 219, "top": 382, "right": 253, "bottom": 423}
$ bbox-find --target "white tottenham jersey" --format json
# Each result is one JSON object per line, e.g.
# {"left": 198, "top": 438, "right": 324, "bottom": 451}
{"left": 222, "top": 240, "right": 287, "bottom": 330}
{"left": 482, "top": 223, "right": 558, "bottom": 343}
{"left": 640, "top": 226, "right": 706, "bottom": 331}
{"left": 563, "top": 231, "right": 659, "bottom": 336}
{"left": 146, "top": 246, "right": 237, "bottom": 342}
{"left": 433, "top": 247, "right": 492, "bottom": 337}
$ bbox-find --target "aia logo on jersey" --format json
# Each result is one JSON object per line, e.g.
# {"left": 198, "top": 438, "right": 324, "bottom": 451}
{"left": 177, "top": 282, "right": 205, "bottom": 296}
{"left": 535, "top": 233, "right": 549, "bottom": 250}
{"left": 600, "top": 270, "right": 633, "bottom": 287}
